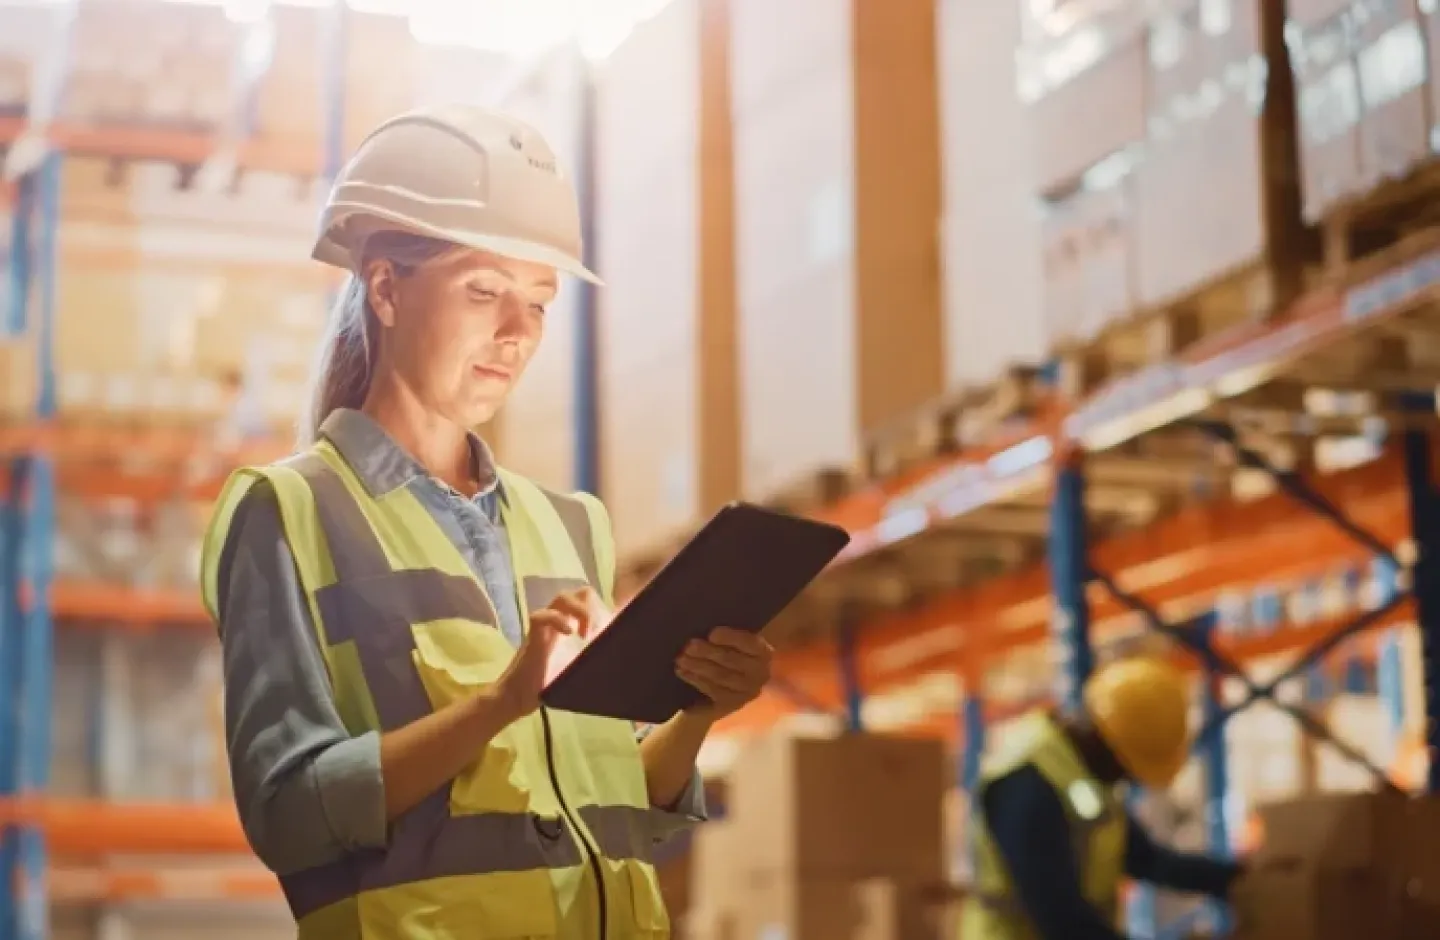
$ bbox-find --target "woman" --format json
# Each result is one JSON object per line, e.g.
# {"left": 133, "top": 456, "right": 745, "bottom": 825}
{"left": 198, "top": 104, "right": 773, "bottom": 939}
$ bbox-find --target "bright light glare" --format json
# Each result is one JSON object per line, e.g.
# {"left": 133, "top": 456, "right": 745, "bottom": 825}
{"left": 408, "top": 0, "right": 674, "bottom": 59}
{"left": 18, "top": 0, "right": 678, "bottom": 60}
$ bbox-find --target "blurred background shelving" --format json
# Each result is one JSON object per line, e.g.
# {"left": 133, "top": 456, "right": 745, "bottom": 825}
{"left": 2, "top": 0, "right": 1440, "bottom": 938}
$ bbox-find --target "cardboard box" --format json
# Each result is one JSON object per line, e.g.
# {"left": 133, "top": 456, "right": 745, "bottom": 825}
{"left": 597, "top": 0, "right": 741, "bottom": 558}
{"left": 689, "top": 821, "right": 741, "bottom": 916}
{"left": 732, "top": 876, "right": 939, "bottom": 940}
{"left": 1257, "top": 791, "right": 1407, "bottom": 868}
{"left": 656, "top": 842, "right": 695, "bottom": 928}
{"left": 725, "top": 732, "right": 948, "bottom": 881}
{"left": 1235, "top": 861, "right": 1401, "bottom": 940}
{"left": 1249, "top": 791, "right": 1440, "bottom": 940}
{"left": 730, "top": 0, "right": 943, "bottom": 498}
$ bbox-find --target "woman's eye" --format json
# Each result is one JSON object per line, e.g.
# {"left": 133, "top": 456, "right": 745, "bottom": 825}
{"left": 529, "top": 304, "right": 548, "bottom": 316}
{"left": 469, "top": 287, "right": 500, "bottom": 301}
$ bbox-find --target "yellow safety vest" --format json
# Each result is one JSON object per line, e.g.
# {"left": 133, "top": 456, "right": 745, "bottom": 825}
{"left": 960, "top": 711, "right": 1128, "bottom": 940}
{"left": 199, "top": 439, "right": 671, "bottom": 940}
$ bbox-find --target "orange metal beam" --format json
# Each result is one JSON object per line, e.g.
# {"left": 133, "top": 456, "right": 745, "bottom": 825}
{"left": 52, "top": 464, "right": 234, "bottom": 503}
{"left": 0, "top": 117, "right": 321, "bottom": 177}
{"left": 55, "top": 243, "right": 336, "bottom": 283}
{"left": 0, "top": 421, "right": 290, "bottom": 465}
{"left": 717, "top": 455, "right": 1414, "bottom": 734}
{"left": 50, "top": 582, "right": 209, "bottom": 627}
{"left": 49, "top": 865, "right": 281, "bottom": 904}
{"left": 719, "top": 604, "right": 1412, "bottom": 740}
{"left": 0, "top": 799, "right": 247, "bottom": 856}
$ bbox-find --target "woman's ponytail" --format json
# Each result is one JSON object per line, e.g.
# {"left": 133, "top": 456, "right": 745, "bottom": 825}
{"left": 295, "top": 230, "right": 454, "bottom": 447}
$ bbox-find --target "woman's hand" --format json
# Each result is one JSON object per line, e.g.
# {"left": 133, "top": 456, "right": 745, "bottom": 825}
{"left": 675, "top": 627, "right": 773, "bottom": 720}
{"left": 494, "top": 589, "right": 597, "bottom": 721}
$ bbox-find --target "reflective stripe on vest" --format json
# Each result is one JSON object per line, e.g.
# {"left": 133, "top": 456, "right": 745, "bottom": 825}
{"left": 201, "top": 443, "right": 669, "bottom": 938}
{"left": 962, "top": 712, "right": 1127, "bottom": 940}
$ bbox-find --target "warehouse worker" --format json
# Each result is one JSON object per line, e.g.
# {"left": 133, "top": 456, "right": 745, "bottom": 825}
{"left": 198, "top": 105, "right": 774, "bottom": 939}
{"left": 961, "top": 656, "right": 1245, "bottom": 940}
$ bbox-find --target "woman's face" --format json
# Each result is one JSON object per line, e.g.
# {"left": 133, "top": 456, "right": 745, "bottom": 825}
{"left": 368, "top": 247, "right": 558, "bottom": 427}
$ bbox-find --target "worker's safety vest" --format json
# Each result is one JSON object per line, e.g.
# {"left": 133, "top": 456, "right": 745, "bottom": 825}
{"left": 199, "top": 440, "right": 671, "bottom": 940}
{"left": 960, "top": 711, "right": 1127, "bottom": 940}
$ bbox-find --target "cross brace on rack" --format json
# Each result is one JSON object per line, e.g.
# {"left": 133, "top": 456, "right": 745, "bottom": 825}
{"left": 1050, "top": 408, "right": 1440, "bottom": 939}
{"left": 764, "top": 602, "right": 866, "bottom": 733}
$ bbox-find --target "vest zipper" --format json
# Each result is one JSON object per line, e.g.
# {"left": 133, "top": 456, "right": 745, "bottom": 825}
{"left": 541, "top": 706, "right": 609, "bottom": 940}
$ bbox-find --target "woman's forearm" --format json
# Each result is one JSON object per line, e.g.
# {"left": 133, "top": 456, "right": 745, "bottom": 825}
{"left": 379, "top": 689, "right": 518, "bottom": 820}
{"left": 639, "top": 711, "right": 713, "bottom": 809}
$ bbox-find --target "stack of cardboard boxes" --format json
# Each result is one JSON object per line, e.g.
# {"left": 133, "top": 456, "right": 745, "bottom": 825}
{"left": 1237, "top": 790, "right": 1440, "bottom": 939}
{"left": 686, "top": 731, "right": 953, "bottom": 940}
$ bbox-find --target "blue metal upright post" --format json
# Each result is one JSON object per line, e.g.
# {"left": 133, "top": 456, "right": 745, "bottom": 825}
{"left": 0, "top": 466, "right": 18, "bottom": 940}
{"left": 1049, "top": 454, "right": 1094, "bottom": 713}
{"left": 1195, "top": 613, "right": 1231, "bottom": 936}
{"left": 959, "top": 692, "right": 984, "bottom": 875}
{"left": 12, "top": 152, "right": 61, "bottom": 940}
{"left": 1401, "top": 427, "right": 1440, "bottom": 793}
{"left": 572, "top": 53, "right": 600, "bottom": 497}
{"left": 0, "top": 168, "right": 37, "bottom": 940}
{"left": 837, "top": 609, "right": 864, "bottom": 733}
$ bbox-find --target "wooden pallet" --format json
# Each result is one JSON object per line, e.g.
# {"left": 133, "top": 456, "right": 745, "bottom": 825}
{"left": 1052, "top": 256, "right": 1295, "bottom": 404}
{"left": 1318, "top": 158, "right": 1440, "bottom": 283}
{"left": 860, "top": 366, "right": 1044, "bottom": 482}
{"left": 754, "top": 465, "right": 860, "bottom": 517}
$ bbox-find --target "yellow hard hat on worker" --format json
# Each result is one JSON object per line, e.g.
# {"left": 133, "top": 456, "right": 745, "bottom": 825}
{"left": 311, "top": 103, "right": 602, "bottom": 284}
{"left": 1082, "top": 655, "right": 1192, "bottom": 789}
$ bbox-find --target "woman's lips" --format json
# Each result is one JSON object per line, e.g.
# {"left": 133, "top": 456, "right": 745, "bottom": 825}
{"left": 473, "top": 364, "right": 513, "bottom": 381}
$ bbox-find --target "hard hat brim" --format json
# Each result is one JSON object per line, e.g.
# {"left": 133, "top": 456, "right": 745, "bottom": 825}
{"left": 313, "top": 205, "right": 604, "bottom": 287}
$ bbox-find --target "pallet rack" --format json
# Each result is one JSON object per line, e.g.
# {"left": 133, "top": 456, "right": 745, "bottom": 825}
{"left": 0, "top": 1, "right": 357, "bottom": 934}
{"left": 697, "top": 236, "right": 1440, "bottom": 935}
{"left": 2, "top": 5, "right": 1439, "bottom": 940}
{"left": 0, "top": 3, "right": 615, "bottom": 933}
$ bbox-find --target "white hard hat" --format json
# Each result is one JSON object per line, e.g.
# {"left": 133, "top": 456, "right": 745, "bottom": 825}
{"left": 313, "top": 104, "right": 601, "bottom": 285}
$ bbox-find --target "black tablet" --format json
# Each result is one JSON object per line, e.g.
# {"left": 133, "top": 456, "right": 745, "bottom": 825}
{"left": 540, "top": 501, "right": 851, "bottom": 724}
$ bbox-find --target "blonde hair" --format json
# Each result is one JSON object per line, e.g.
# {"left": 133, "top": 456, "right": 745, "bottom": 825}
{"left": 298, "top": 230, "right": 455, "bottom": 446}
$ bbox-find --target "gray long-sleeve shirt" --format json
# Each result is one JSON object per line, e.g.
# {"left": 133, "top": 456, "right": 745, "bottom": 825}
{"left": 215, "top": 408, "right": 706, "bottom": 876}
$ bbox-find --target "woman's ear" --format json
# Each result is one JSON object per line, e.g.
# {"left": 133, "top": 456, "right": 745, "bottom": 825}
{"left": 364, "top": 260, "right": 400, "bottom": 328}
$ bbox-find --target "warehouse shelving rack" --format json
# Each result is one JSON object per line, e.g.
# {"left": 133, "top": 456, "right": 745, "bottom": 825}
{"left": 0, "top": 1, "right": 373, "bottom": 935}
{"left": 700, "top": 236, "right": 1440, "bottom": 935}
{"left": 0, "top": 4, "right": 612, "bottom": 933}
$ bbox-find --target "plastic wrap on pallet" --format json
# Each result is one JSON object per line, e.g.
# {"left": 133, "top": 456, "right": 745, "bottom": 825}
{"left": 1287, "top": 3, "right": 1366, "bottom": 221}
{"left": 731, "top": 0, "right": 943, "bottom": 500}
{"left": 0, "top": 2, "right": 55, "bottom": 109}
{"left": 1353, "top": 0, "right": 1431, "bottom": 191}
{"left": 253, "top": 3, "right": 326, "bottom": 146}
{"left": 123, "top": 632, "right": 225, "bottom": 801}
{"left": 938, "top": 0, "right": 1049, "bottom": 389}
{"left": 64, "top": 0, "right": 238, "bottom": 128}
{"left": 1134, "top": 0, "right": 1293, "bottom": 309}
{"left": 52, "top": 631, "right": 101, "bottom": 799}
{"left": 342, "top": 11, "right": 419, "bottom": 154}
{"left": 1019, "top": 3, "right": 1150, "bottom": 196}
{"left": 0, "top": 334, "right": 37, "bottom": 419}
{"left": 1040, "top": 176, "right": 1139, "bottom": 348}
{"left": 596, "top": 0, "right": 713, "bottom": 555}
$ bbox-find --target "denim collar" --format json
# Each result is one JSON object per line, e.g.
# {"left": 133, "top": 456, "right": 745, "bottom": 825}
{"left": 318, "top": 408, "right": 506, "bottom": 505}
